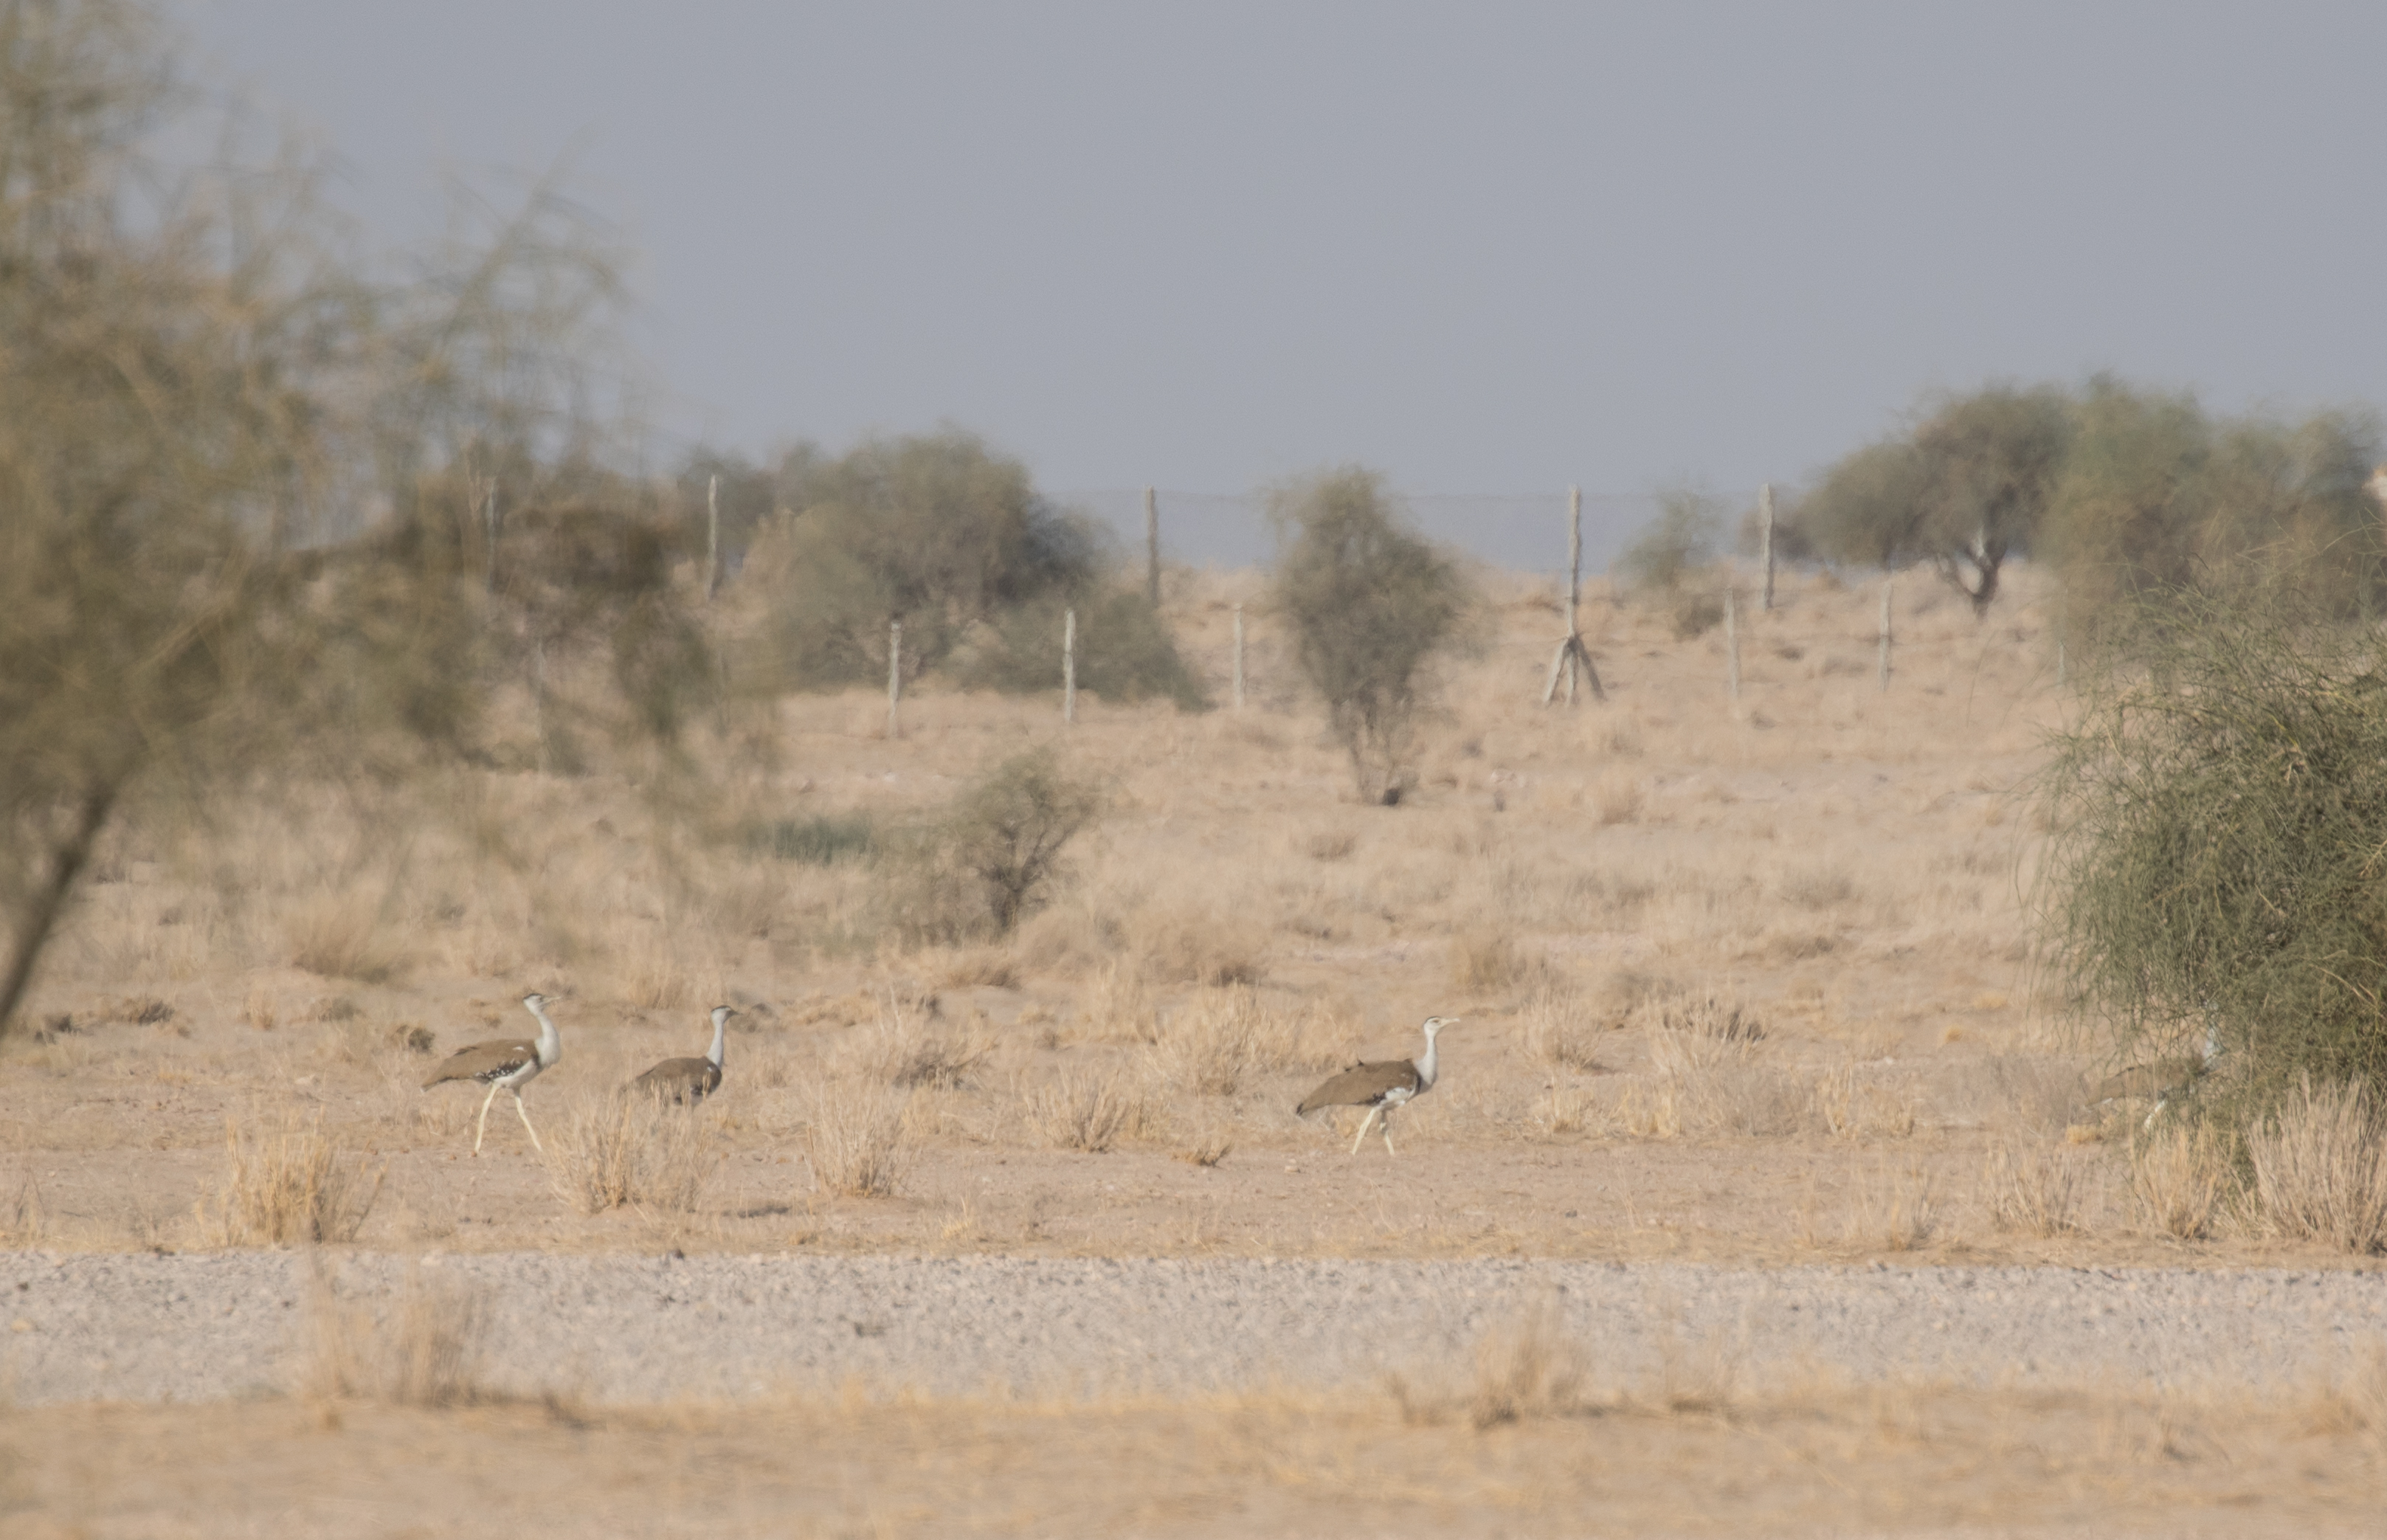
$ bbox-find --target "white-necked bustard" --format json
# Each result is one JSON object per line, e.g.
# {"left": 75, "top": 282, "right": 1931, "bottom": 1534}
{"left": 629, "top": 1004, "right": 735, "bottom": 1104}
{"left": 421, "top": 992, "right": 564, "bottom": 1156}
{"left": 1296, "top": 1017, "right": 1458, "bottom": 1156}
{"left": 2090, "top": 1021, "right": 2222, "bottom": 1129}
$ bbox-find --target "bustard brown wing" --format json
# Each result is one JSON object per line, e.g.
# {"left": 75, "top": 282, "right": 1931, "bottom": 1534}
{"left": 422, "top": 1037, "right": 539, "bottom": 1088}
{"left": 1297, "top": 1057, "right": 1421, "bottom": 1115}
{"left": 630, "top": 1056, "right": 721, "bottom": 1102}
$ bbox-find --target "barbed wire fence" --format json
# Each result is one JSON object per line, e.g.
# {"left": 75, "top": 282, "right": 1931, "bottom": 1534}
{"left": 1058, "top": 487, "right": 1673, "bottom": 587}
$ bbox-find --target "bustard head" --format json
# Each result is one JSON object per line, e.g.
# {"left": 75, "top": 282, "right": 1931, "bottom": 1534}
{"left": 710, "top": 1004, "right": 736, "bottom": 1027}
{"left": 1422, "top": 1015, "right": 1459, "bottom": 1041}
{"left": 522, "top": 992, "right": 549, "bottom": 1011}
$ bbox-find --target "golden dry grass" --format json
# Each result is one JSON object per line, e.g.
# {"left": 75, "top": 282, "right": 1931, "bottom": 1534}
{"left": 6, "top": 563, "right": 2374, "bottom": 1268}
{"left": 210, "top": 1110, "right": 384, "bottom": 1246}
{"left": 2250, "top": 1078, "right": 2387, "bottom": 1253}
{"left": 543, "top": 1091, "right": 722, "bottom": 1216}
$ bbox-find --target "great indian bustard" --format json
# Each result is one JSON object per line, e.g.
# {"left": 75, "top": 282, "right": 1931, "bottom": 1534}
{"left": 1296, "top": 1017, "right": 1457, "bottom": 1156}
{"left": 629, "top": 1005, "right": 735, "bottom": 1105}
{"left": 2089, "top": 1021, "right": 2222, "bottom": 1130}
{"left": 421, "top": 992, "right": 563, "bottom": 1156}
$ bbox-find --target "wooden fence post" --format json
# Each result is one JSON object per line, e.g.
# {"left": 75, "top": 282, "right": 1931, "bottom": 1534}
{"left": 1541, "top": 486, "right": 1606, "bottom": 705}
{"left": 1063, "top": 607, "right": 1077, "bottom": 725}
{"left": 704, "top": 474, "right": 721, "bottom": 601}
{"left": 1877, "top": 581, "right": 1893, "bottom": 692}
{"left": 888, "top": 621, "right": 903, "bottom": 738}
{"left": 1144, "top": 486, "right": 1160, "bottom": 607}
{"left": 1726, "top": 587, "right": 1742, "bottom": 711}
{"left": 1758, "top": 483, "right": 1776, "bottom": 612}
{"left": 1232, "top": 602, "right": 1246, "bottom": 711}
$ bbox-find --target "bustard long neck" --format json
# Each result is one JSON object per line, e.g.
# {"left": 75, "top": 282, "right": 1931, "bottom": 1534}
{"left": 706, "top": 1009, "right": 728, "bottom": 1069}
{"left": 1414, "top": 1025, "right": 1440, "bottom": 1092}
{"left": 526, "top": 999, "right": 562, "bottom": 1066}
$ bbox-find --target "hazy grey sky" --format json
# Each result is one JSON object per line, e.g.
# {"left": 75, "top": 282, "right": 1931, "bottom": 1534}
{"left": 170, "top": 1, "right": 2387, "bottom": 523}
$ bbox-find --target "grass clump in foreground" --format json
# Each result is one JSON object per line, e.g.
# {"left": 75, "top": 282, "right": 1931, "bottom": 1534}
{"left": 214, "top": 1111, "right": 384, "bottom": 1246}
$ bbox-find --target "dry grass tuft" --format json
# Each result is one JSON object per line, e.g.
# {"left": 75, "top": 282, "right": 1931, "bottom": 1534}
{"left": 934, "top": 946, "right": 1020, "bottom": 990}
{"left": 242, "top": 982, "right": 280, "bottom": 1032}
{"left": 2129, "top": 1122, "right": 2229, "bottom": 1240}
{"left": 1533, "top": 1080, "right": 1599, "bottom": 1136}
{"left": 1027, "top": 1069, "right": 1147, "bottom": 1153}
{"left": 1, "top": 1166, "right": 45, "bottom": 1246}
{"left": 1813, "top": 1063, "right": 1918, "bottom": 1140}
{"left": 545, "top": 1093, "right": 721, "bottom": 1216}
{"left": 1981, "top": 1139, "right": 2087, "bottom": 1237}
{"left": 803, "top": 1083, "right": 916, "bottom": 1198}
{"left": 615, "top": 933, "right": 702, "bottom": 1010}
{"left": 1448, "top": 927, "right": 1541, "bottom": 993}
{"left": 1391, "top": 1292, "right": 1591, "bottom": 1430}
{"left": 1639, "top": 989, "right": 1764, "bottom": 1049}
{"left": 1075, "top": 962, "right": 1155, "bottom": 1043}
{"left": 1466, "top": 1294, "right": 1589, "bottom": 1429}
{"left": 1150, "top": 987, "right": 1349, "bottom": 1095}
{"left": 1304, "top": 829, "right": 1358, "bottom": 862}
{"left": 1845, "top": 1158, "right": 1939, "bottom": 1251}
{"left": 2248, "top": 1078, "right": 2387, "bottom": 1253}
{"left": 215, "top": 1111, "right": 384, "bottom": 1246}
{"left": 850, "top": 995, "right": 995, "bottom": 1089}
{"left": 1520, "top": 987, "right": 1604, "bottom": 1072}
{"left": 284, "top": 894, "right": 407, "bottom": 984}
{"left": 1173, "top": 1116, "right": 1234, "bottom": 1167}
{"left": 1127, "top": 906, "right": 1269, "bottom": 987}
{"left": 307, "top": 1263, "right": 486, "bottom": 1407}
{"left": 1592, "top": 773, "right": 1643, "bottom": 826}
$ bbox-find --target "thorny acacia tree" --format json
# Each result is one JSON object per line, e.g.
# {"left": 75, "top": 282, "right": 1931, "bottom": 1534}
{"left": 1269, "top": 468, "right": 1472, "bottom": 804}
{"left": 0, "top": 0, "right": 703, "bottom": 1036}
{"left": 1801, "top": 384, "right": 2072, "bottom": 616}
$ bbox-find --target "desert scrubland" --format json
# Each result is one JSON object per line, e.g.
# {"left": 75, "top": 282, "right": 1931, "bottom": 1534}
{"left": 9, "top": 564, "right": 2387, "bottom": 1537}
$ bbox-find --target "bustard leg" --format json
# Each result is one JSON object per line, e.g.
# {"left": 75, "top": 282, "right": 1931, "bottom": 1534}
{"left": 472, "top": 1083, "right": 502, "bottom": 1157}
{"left": 512, "top": 1088, "right": 544, "bottom": 1154}
{"left": 1381, "top": 1108, "right": 1398, "bottom": 1156}
{"left": 1350, "top": 1105, "right": 1381, "bottom": 1156}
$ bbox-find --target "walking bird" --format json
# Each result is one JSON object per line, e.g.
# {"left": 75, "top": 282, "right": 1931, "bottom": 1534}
{"left": 422, "top": 992, "right": 563, "bottom": 1156}
{"left": 1296, "top": 1017, "right": 1457, "bottom": 1156}
{"left": 629, "top": 1004, "right": 735, "bottom": 1104}
{"left": 2090, "top": 1021, "right": 2221, "bottom": 1129}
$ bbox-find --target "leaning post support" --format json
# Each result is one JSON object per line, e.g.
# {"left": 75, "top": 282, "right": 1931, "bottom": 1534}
{"left": 1541, "top": 485, "right": 1605, "bottom": 705}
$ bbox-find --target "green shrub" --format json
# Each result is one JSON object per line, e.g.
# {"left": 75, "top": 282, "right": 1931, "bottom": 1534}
{"left": 1268, "top": 468, "right": 1473, "bottom": 803}
{"left": 1615, "top": 488, "right": 1724, "bottom": 594}
{"left": 885, "top": 750, "right": 1102, "bottom": 942}
{"left": 955, "top": 587, "right": 1209, "bottom": 711}
{"left": 2039, "top": 591, "right": 2387, "bottom": 1105}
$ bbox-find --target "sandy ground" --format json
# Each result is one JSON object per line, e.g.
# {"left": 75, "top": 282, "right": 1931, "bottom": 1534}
{"left": 9, "top": 567, "right": 2386, "bottom": 1534}
{"left": 8, "top": 1389, "right": 2386, "bottom": 1539}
